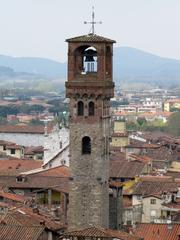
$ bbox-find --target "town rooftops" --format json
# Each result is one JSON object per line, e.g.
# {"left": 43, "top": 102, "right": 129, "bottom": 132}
{"left": 0, "top": 190, "right": 27, "bottom": 203}
{"left": 110, "top": 160, "right": 146, "bottom": 179}
{"left": 24, "top": 146, "right": 44, "bottom": 155}
{"left": 66, "top": 33, "right": 116, "bottom": 43}
{"left": 21, "top": 165, "right": 70, "bottom": 178}
{"left": 0, "top": 159, "right": 42, "bottom": 176}
{"left": 0, "top": 206, "right": 64, "bottom": 232}
{"left": 126, "top": 140, "right": 160, "bottom": 149}
{"left": 0, "top": 125, "right": 45, "bottom": 134}
{"left": 63, "top": 226, "right": 141, "bottom": 240}
{"left": 132, "top": 223, "right": 180, "bottom": 240}
{"left": 0, "top": 225, "right": 44, "bottom": 240}
{"left": 132, "top": 181, "right": 180, "bottom": 196}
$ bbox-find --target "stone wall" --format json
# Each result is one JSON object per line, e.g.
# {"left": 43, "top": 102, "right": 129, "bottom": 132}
{"left": 68, "top": 119, "right": 110, "bottom": 229}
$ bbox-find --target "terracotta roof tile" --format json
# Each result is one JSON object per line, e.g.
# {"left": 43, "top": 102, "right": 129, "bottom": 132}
{"left": 0, "top": 225, "right": 44, "bottom": 240}
{"left": 1, "top": 207, "right": 64, "bottom": 231}
{"left": 24, "top": 146, "right": 44, "bottom": 155}
{"left": 0, "top": 191, "right": 26, "bottom": 203}
{"left": 0, "top": 125, "right": 45, "bottom": 134}
{"left": 0, "top": 173, "right": 69, "bottom": 193}
{"left": 0, "top": 159, "right": 42, "bottom": 176}
{"left": 126, "top": 140, "right": 160, "bottom": 149}
{"left": 132, "top": 223, "right": 180, "bottom": 240}
{"left": 28, "top": 166, "right": 70, "bottom": 178}
{"left": 66, "top": 33, "right": 116, "bottom": 43}
{"left": 132, "top": 181, "right": 180, "bottom": 196}
{"left": 110, "top": 160, "right": 145, "bottom": 179}
{"left": 63, "top": 226, "right": 141, "bottom": 240}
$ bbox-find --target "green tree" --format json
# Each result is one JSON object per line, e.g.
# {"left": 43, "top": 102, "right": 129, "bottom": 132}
{"left": 166, "top": 112, "right": 180, "bottom": 136}
{"left": 137, "top": 117, "right": 147, "bottom": 127}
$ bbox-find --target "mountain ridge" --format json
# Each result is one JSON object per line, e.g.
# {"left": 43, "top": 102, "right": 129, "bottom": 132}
{"left": 0, "top": 47, "right": 180, "bottom": 86}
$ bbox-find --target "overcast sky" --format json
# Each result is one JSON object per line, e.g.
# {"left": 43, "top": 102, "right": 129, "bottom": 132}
{"left": 0, "top": 0, "right": 179, "bottom": 62}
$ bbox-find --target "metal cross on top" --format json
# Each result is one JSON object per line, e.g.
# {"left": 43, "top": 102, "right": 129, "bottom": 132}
{"left": 84, "top": 6, "right": 102, "bottom": 35}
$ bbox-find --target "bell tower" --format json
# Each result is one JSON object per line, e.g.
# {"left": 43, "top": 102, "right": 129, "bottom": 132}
{"left": 66, "top": 31, "right": 115, "bottom": 229}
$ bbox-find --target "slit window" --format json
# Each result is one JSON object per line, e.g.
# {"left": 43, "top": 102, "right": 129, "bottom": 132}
{"left": 88, "top": 101, "right": 95, "bottom": 116}
{"left": 82, "top": 136, "right": 91, "bottom": 154}
{"left": 77, "top": 101, "right": 84, "bottom": 116}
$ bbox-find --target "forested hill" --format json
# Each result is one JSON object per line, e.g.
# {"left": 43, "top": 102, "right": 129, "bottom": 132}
{"left": 0, "top": 47, "right": 180, "bottom": 86}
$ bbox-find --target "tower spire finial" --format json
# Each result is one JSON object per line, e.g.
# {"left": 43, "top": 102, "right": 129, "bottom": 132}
{"left": 84, "top": 6, "right": 102, "bottom": 35}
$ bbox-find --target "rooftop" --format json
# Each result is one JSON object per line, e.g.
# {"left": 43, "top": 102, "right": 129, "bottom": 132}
{"left": 63, "top": 226, "right": 141, "bottom": 240}
{"left": 0, "top": 125, "right": 45, "bottom": 134}
{"left": 132, "top": 181, "right": 180, "bottom": 196}
{"left": 110, "top": 160, "right": 146, "bottom": 179}
{"left": 0, "top": 159, "right": 42, "bottom": 176}
{"left": 66, "top": 33, "right": 116, "bottom": 43}
{"left": 0, "top": 225, "right": 44, "bottom": 240}
{"left": 0, "top": 206, "right": 64, "bottom": 231}
{"left": 132, "top": 223, "right": 180, "bottom": 240}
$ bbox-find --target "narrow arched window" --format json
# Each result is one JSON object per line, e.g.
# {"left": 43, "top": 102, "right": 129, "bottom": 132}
{"left": 88, "top": 101, "right": 95, "bottom": 116}
{"left": 82, "top": 136, "right": 91, "bottom": 154}
{"left": 77, "top": 101, "right": 84, "bottom": 116}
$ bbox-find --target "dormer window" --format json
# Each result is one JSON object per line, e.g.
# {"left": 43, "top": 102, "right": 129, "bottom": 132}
{"left": 16, "top": 176, "right": 25, "bottom": 182}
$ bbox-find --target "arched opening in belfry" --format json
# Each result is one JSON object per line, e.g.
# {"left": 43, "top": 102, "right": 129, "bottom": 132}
{"left": 74, "top": 46, "right": 97, "bottom": 74}
{"left": 88, "top": 101, "right": 95, "bottom": 116}
{"left": 83, "top": 47, "right": 97, "bottom": 73}
{"left": 77, "top": 101, "right": 84, "bottom": 116}
{"left": 105, "top": 46, "right": 112, "bottom": 76}
{"left": 82, "top": 136, "right": 91, "bottom": 154}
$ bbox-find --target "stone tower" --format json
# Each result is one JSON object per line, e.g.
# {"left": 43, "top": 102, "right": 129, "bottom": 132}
{"left": 66, "top": 33, "right": 115, "bottom": 229}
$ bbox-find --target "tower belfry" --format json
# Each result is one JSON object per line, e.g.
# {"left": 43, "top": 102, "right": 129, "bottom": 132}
{"left": 66, "top": 24, "right": 115, "bottom": 229}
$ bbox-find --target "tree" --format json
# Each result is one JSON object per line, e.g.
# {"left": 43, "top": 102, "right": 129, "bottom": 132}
{"left": 137, "top": 117, "right": 147, "bottom": 127}
{"left": 166, "top": 112, "right": 180, "bottom": 136}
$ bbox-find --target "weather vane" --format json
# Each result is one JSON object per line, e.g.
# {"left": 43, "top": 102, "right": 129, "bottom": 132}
{"left": 84, "top": 6, "right": 102, "bottom": 35}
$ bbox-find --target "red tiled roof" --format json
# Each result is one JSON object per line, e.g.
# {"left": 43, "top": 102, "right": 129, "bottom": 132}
{"left": 63, "top": 226, "right": 141, "bottom": 240}
{"left": 110, "top": 160, "right": 146, "bottom": 179}
{"left": 130, "top": 154, "right": 151, "bottom": 164}
{"left": 0, "top": 191, "right": 26, "bottom": 203}
{"left": 0, "top": 174, "right": 69, "bottom": 193}
{"left": 132, "top": 223, "right": 180, "bottom": 240}
{"left": 66, "top": 33, "right": 116, "bottom": 43}
{"left": 24, "top": 146, "right": 44, "bottom": 155}
{"left": 110, "top": 151, "right": 126, "bottom": 161}
{"left": 0, "top": 225, "right": 44, "bottom": 240}
{"left": 6, "top": 144, "right": 23, "bottom": 150}
{"left": 165, "top": 171, "right": 180, "bottom": 179}
{"left": 165, "top": 99, "right": 180, "bottom": 103}
{"left": 132, "top": 181, "right": 180, "bottom": 196}
{"left": 0, "top": 125, "right": 45, "bottom": 134}
{"left": 126, "top": 140, "right": 160, "bottom": 149}
{"left": 0, "top": 140, "right": 15, "bottom": 146}
{"left": 1, "top": 207, "right": 64, "bottom": 231}
{"left": 162, "top": 202, "right": 180, "bottom": 210}
{"left": 27, "top": 165, "right": 70, "bottom": 178}
{"left": 0, "top": 159, "right": 42, "bottom": 176}
{"left": 109, "top": 181, "right": 124, "bottom": 188}
{"left": 140, "top": 175, "right": 173, "bottom": 182}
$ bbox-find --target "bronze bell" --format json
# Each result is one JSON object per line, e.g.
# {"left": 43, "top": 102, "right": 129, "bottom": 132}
{"left": 85, "top": 55, "right": 95, "bottom": 62}
{"left": 84, "top": 49, "right": 96, "bottom": 62}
